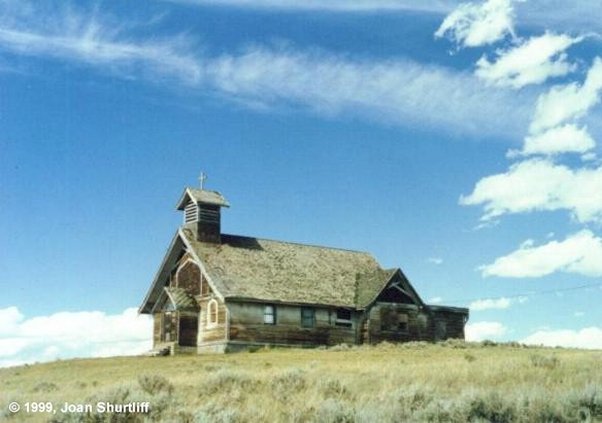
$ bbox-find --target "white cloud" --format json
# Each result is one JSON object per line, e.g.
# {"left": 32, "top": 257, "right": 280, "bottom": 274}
{"left": 470, "top": 297, "right": 511, "bottom": 310}
{"left": 0, "top": 307, "right": 152, "bottom": 368}
{"left": 469, "top": 296, "right": 528, "bottom": 311}
{"left": 530, "top": 58, "right": 602, "bottom": 134}
{"left": 574, "top": 311, "right": 585, "bottom": 317}
{"left": 460, "top": 159, "right": 602, "bottom": 223}
{"left": 427, "top": 257, "right": 443, "bottom": 265}
{"left": 465, "top": 321, "right": 507, "bottom": 341}
{"left": 0, "top": 306, "right": 23, "bottom": 335}
{"left": 435, "top": 0, "right": 515, "bottom": 48}
{"left": 521, "top": 327, "right": 602, "bottom": 349}
{"left": 428, "top": 296, "right": 443, "bottom": 304}
{"left": 475, "top": 32, "right": 581, "bottom": 89}
{"left": 480, "top": 230, "right": 602, "bottom": 278}
{"left": 509, "top": 124, "right": 596, "bottom": 157}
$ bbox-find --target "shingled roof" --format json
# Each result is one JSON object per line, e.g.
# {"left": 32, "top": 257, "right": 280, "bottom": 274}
{"left": 181, "top": 229, "right": 395, "bottom": 309}
{"left": 175, "top": 188, "right": 230, "bottom": 209}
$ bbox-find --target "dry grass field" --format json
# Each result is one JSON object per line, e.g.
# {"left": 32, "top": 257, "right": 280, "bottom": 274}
{"left": 1, "top": 341, "right": 601, "bottom": 422}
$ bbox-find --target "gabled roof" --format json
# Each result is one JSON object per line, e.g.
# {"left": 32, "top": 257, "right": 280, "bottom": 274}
{"left": 140, "top": 228, "right": 402, "bottom": 313}
{"left": 165, "top": 287, "right": 199, "bottom": 311}
{"left": 182, "top": 229, "right": 393, "bottom": 309}
{"left": 175, "top": 188, "right": 230, "bottom": 210}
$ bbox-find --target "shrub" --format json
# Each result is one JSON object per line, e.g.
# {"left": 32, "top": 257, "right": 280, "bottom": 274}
{"left": 272, "top": 368, "right": 306, "bottom": 401}
{"left": 203, "top": 369, "right": 255, "bottom": 395}
{"left": 467, "top": 391, "right": 516, "bottom": 423}
{"left": 32, "top": 381, "right": 59, "bottom": 393}
{"left": 138, "top": 374, "right": 174, "bottom": 395}
{"left": 440, "top": 338, "right": 468, "bottom": 349}
{"left": 530, "top": 354, "right": 560, "bottom": 370}
{"left": 319, "top": 378, "right": 349, "bottom": 399}
{"left": 464, "top": 353, "right": 477, "bottom": 362}
{"left": 314, "top": 398, "right": 355, "bottom": 423}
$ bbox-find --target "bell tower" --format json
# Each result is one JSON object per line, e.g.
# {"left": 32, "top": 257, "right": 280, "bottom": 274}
{"left": 175, "top": 174, "right": 229, "bottom": 243}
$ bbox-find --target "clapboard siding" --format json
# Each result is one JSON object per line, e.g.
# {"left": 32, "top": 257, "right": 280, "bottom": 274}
{"left": 227, "top": 302, "right": 356, "bottom": 346}
{"left": 199, "top": 298, "right": 227, "bottom": 343}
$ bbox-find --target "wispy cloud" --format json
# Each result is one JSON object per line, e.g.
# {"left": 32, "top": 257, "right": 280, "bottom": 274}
{"left": 0, "top": 3, "right": 534, "bottom": 139}
{"left": 435, "top": 0, "right": 516, "bottom": 48}
{"left": 427, "top": 257, "right": 443, "bottom": 265}
{"left": 0, "top": 3, "right": 202, "bottom": 84}
{"left": 203, "top": 46, "right": 532, "bottom": 138}
{"left": 166, "top": 0, "right": 456, "bottom": 13}
{"left": 480, "top": 230, "right": 602, "bottom": 278}
{"left": 460, "top": 159, "right": 602, "bottom": 224}
{"left": 0, "top": 306, "right": 151, "bottom": 368}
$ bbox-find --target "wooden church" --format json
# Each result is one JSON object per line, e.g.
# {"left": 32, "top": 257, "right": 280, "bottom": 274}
{"left": 139, "top": 184, "right": 469, "bottom": 354}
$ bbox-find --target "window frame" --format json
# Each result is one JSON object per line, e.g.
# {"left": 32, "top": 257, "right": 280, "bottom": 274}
{"left": 263, "top": 304, "right": 276, "bottom": 325}
{"left": 335, "top": 308, "right": 352, "bottom": 328}
{"left": 207, "top": 299, "right": 218, "bottom": 328}
{"left": 300, "top": 307, "right": 315, "bottom": 328}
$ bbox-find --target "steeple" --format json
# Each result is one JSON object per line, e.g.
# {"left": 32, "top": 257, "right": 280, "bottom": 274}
{"left": 175, "top": 179, "right": 229, "bottom": 243}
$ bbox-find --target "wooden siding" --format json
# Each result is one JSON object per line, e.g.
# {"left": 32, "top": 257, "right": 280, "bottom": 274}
{"left": 365, "top": 303, "right": 430, "bottom": 344}
{"left": 153, "top": 313, "right": 162, "bottom": 347}
{"left": 227, "top": 302, "right": 356, "bottom": 346}
{"left": 198, "top": 296, "right": 228, "bottom": 345}
{"left": 430, "top": 309, "right": 466, "bottom": 341}
{"left": 176, "top": 260, "right": 200, "bottom": 296}
{"left": 364, "top": 302, "right": 466, "bottom": 344}
{"left": 162, "top": 311, "right": 178, "bottom": 343}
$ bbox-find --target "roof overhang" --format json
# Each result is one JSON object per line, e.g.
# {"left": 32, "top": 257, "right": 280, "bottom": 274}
{"left": 175, "top": 187, "right": 230, "bottom": 210}
{"left": 139, "top": 232, "right": 185, "bottom": 314}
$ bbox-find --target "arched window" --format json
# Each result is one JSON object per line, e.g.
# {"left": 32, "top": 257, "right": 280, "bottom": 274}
{"left": 207, "top": 299, "right": 218, "bottom": 327}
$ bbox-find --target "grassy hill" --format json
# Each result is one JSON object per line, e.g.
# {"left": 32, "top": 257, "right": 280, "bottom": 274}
{"left": 1, "top": 341, "right": 600, "bottom": 422}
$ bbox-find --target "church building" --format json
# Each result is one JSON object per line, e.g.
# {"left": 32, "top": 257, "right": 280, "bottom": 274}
{"left": 139, "top": 184, "right": 469, "bottom": 354}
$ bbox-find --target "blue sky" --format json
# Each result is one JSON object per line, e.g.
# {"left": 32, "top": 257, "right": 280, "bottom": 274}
{"left": 1, "top": 0, "right": 601, "bottom": 366}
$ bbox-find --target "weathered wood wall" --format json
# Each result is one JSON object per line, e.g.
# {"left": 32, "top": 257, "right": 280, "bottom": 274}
{"left": 364, "top": 303, "right": 430, "bottom": 344}
{"left": 430, "top": 308, "right": 466, "bottom": 341}
{"left": 176, "top": 260, "right": 200, "bottom": 296}
{"left": 227, "top": 302, "right": 356, "bottom": 346}
{"left": 153, "top": 313, "right": 162, "bottom": 347}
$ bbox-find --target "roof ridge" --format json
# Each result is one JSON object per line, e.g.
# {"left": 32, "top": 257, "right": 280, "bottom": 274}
{"left": 221, "top": 233, "right": 373, "bottom": 255}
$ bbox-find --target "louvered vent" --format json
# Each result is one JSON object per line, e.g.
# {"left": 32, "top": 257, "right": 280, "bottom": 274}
{"left": 199, "top": 208, "right": 219, "bottom": 224}
{"left": 184, "top": 201, "right": 198, "bottom": 224}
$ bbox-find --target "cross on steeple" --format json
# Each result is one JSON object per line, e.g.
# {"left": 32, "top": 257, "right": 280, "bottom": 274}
{"left": 198, "top": 172, "right": 207, "bottom": 190}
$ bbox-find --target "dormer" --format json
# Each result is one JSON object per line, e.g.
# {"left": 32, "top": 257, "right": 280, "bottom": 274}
{"left": 176, "top": 187, "right": 230, "bottom": 243}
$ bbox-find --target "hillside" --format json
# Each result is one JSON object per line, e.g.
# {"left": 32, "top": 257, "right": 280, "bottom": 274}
{"left": 1, "top": 341, "right": 600, "bottom": 422}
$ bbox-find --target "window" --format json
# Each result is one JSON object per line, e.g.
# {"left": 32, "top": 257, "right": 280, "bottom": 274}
{"left": 264, "top": 305, "right": 276, "bottom": 324}
{"left": 301, "top": 307, "right": 315, "bottom": 328}
{"left": 335, "top": 309, "right": 352, "bottom": 327}
{"left": 208, "top": 299, "right": 218, "bottom": 327}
